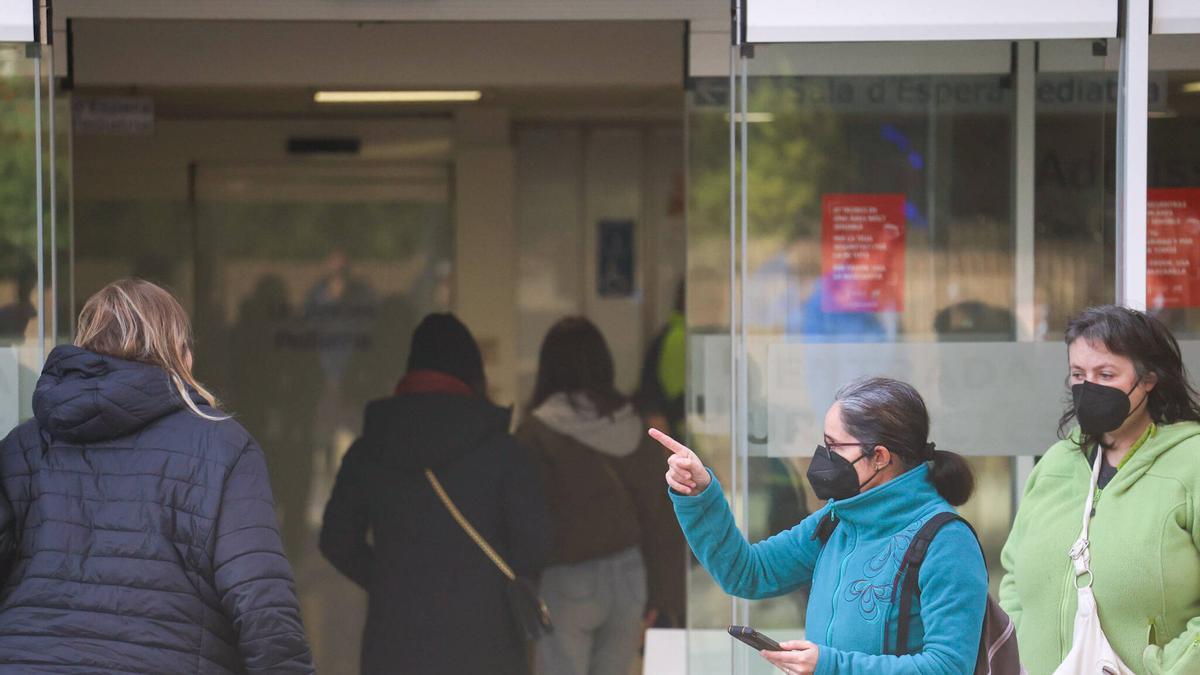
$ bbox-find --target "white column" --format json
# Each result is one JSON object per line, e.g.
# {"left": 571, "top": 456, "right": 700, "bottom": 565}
{"left": 1014, "top": 41, "right": 1037, "bottom": 343}
{"left": 47, "top": 47, "right": 58, "bottom": 344}
{"left": 33, "top": 46, "right": 45, "bottom": 361}
{"left": 1117, "top": 0, "right": 1150, "bottom": 310}
{"left": 1013, "top": 41, "right": 1038, "bottom": 503}
{"left": 454, "top": 108, "right": 519, "bottom": 406}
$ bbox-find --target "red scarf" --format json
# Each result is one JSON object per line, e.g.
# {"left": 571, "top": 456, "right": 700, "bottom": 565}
{"left": 394, "top": 369, "right": 475, "bottom": 397}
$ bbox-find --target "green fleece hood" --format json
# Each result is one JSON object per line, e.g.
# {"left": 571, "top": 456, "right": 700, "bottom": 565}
{"left": 1096, "top": 422, "right": 1200, "bottom": 496}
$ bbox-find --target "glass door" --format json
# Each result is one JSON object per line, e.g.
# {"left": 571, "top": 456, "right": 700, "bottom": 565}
{"left": 685, "top": 33, "right": 1120, "bottom": 674}
{"left": 190, "top": 160, "right": 453, "bottom": 675}
{"left": 1147, "top": 15, "right": 1200, "bottom": 393}
{"left": 0, "top": 40, "right": 71, "bottom": 436}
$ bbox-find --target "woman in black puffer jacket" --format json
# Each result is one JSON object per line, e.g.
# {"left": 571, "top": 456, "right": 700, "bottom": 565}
{"left": 320, "top": 313, "right": 550, "bottom": 675}
{"left": 0, "top": 278, "right": 313, "bottom": 674}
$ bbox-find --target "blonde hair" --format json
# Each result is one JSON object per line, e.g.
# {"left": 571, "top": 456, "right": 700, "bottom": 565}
{"left": 76, "top": 278, "right": 225, "bottom": 421}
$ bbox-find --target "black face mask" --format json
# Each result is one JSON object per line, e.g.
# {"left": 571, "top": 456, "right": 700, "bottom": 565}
{"left": 806, "top": 444, "right": 885, "bottom": 501}
{"left": 1071, "top": 378, "right": 1144, "bottom": 436}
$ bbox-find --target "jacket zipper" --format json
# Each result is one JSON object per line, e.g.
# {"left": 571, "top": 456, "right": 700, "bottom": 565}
{"left": 829, "top": 521, "right": 857, "bottom": 646}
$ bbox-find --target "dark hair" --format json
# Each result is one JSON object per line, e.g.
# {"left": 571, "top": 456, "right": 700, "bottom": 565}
{"left": 406, "top": 313, "right": 487, "bottom": 396}
{"left": 835, "top": 377, "right": 975, "bottom": 506}
{"left": 1059, "top": 305, "right": 1200, "bottom": 449}
{"left": 530, "top": 316, "right": 627, "bottom": 416}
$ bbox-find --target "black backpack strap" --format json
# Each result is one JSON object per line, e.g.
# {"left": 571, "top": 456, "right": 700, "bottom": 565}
{"left": 891, "top": 512, "right": 970, "bottom": 655}
{"left": 812, "top": 512, "right": 839, "bottom": 545}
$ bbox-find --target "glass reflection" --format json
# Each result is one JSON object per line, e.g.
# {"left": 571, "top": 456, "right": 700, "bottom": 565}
{"left": 1147, "top": 35, "right": 1200, "bottom": 337}
{"left": 73, "top": 160, "right": 452, "bottom": 674}
{"left": 0, "top": 43, "right": 65, "bottom": 433}
{"left": 685, "top": 42, "right": 1117, "bottom": 670}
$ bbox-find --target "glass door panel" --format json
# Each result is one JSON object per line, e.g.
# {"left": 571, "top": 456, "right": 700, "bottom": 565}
{"left": 193, "top": 160, "right": 453, "bottom": 675}
{"left": 686, "top": 36, "right": 1118, "bottom": 674}
{"left": 0, "top": 42, "right": 69, "bottom": 436}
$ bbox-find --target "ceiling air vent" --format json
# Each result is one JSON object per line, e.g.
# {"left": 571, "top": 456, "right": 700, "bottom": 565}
{"left": 286, "top": 137, "right": 361, "bottom": 155}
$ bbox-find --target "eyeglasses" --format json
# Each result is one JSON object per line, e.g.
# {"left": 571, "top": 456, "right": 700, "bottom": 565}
{"left": 823, "top": 440, "right": 869, "bottom": 449}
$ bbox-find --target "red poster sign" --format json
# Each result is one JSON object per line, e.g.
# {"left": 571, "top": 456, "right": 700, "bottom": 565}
{"left": 821, "top": 194, "right": 906, "bottom": 313}
{"left": 1147, "top": 188, "right": 1200, "bottom": 310}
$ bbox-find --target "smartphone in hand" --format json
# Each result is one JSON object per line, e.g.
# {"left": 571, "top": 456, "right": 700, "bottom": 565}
{"left": 727, "top": 625, "right": 783, "bottom": 652}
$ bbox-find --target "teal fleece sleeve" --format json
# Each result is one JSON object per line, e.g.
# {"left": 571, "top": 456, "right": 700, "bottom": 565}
{"left": 813, "top": 521, "right": 989, "bottom": 675}
{"left": 670, "top": 469, "right": 826, "bottom": 600}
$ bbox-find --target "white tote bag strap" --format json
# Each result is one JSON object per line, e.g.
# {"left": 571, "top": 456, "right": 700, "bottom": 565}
{"left": 1051, "top": 446, "right": 1136, "bottom": 675}
{"left": 1067, "top": 448, "right": 1104, "bottom": 582}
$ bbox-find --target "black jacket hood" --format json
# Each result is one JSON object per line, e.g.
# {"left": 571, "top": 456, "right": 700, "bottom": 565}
{"left": 359, "top": 393, "right": 513, "bottom": 470}
{"left": 33, "top": 345, "right": 210, "bottom": 444}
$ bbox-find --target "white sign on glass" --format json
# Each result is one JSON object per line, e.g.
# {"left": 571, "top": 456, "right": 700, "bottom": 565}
{"left": 0, "top": 0, "right": 34, "bottom": 42}
{"left": 1153, "top": 0, "right": 1200, "bottom": 34}
{"left": 688, "top": 335, "right": 732, "bottom": 436}
{"left": 74, "top": 97, "right": 156, "bottom": 136}
{"left": 746, "top": 0, "right": 1118, "bottom": 44}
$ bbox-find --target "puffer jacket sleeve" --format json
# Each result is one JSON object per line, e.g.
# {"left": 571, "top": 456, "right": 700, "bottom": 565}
{"left": 0, "top": 488, "right": 14, "bottom": 583}
{"left": 213, "top": 439, "right": 315, "bottom": 674}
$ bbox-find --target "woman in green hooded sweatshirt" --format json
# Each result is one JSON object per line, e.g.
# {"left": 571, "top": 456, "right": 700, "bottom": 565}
{"left": 1000, "top": 305, "right": 1200, "bottom": 674}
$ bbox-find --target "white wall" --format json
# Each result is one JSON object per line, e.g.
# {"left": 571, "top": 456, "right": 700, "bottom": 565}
{"left": 0, "top": 0, "right": 34, "bottom": 41}
{"left": 65, "top": 16, "right": 688, "bottom": 409}
{"left": 73, "top": 119, "right": 453, "bottom": 200}
{"left": 73, "top": 115, "right": 685, "bottom": 409}
{"left": 55, "top": 0, "right": 725, "bottom": 22}
{"left": 516, "top": 126, "right": 586, "bottom": 402}
{"left": 516, "top": 124, "right": 685, "bottom": 405}
{"left": 69, "top": 19, "right": 687, "bottom": 89}
{"left": 454, "top": 108, "right": 521, "bottom": 405}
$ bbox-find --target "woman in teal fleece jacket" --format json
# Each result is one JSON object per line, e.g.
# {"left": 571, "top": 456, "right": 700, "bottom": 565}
{"left": 651, "top": 377, "right": 987, "bottom": 674}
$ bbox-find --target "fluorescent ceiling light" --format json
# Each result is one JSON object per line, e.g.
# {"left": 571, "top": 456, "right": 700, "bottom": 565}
{"left": 314, "top": 90, "right": 483, "bottom": 103}
{"left": 723, "top": 112, "right": 775, "bottom": 123}
{"left": 1182, "top": 81, "right": 1200, "bottom": 94}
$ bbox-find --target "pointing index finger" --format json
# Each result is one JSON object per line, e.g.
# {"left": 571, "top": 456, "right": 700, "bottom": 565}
{"left": 648, "top": 428, "right": 691, "bottom": 456}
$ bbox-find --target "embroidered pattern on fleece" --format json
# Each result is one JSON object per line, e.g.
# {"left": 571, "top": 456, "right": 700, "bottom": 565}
{"left": 842, "top": 526, "right": 916, "bottom": 621}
